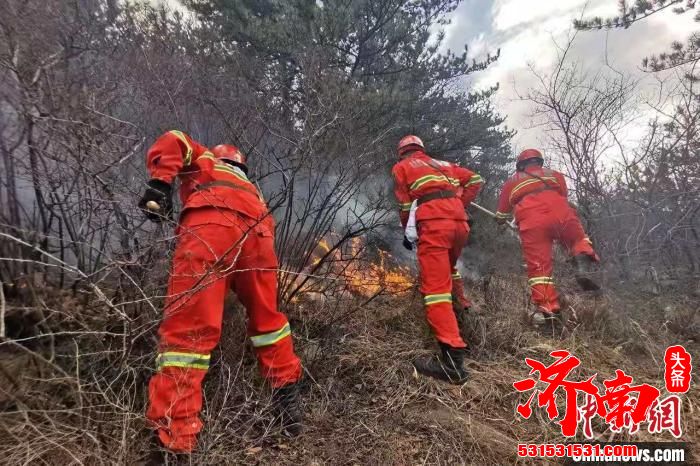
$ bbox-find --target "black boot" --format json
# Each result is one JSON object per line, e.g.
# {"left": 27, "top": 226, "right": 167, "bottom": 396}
{"left": 573, "top": 254, "right": 600, "bottom": 291}
{"left": 413, "top": 343, "right": 469, "bottom": 384}
{"left": 541, "top": 311, "right": 564, "bottom": 336}
{"left": 272, "top": 382, "right": 303, "bottom": 437}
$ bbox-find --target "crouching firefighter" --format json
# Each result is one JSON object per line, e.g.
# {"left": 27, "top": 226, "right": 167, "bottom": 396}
{"left": 392, "top": 135, "right": 483, "bottom": 384}
{"left": 138, "top": 131, "right": 303, "bottom": 453}
{"left": 495, "top": 149, "right": 600, "bottom": 330}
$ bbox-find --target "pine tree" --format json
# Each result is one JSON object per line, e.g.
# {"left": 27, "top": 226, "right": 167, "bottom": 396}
{"left": 574, "top": 0, "right": 699, "bottom": 71}
{"left": 184, "top": 0, "right": 512, "bottom": 181}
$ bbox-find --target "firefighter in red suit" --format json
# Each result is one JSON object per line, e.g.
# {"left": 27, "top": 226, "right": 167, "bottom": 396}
{"left": 138, "top": 130, "right": 303, "bottom": 453}
{"left": 495, "top": 149, "right": 600, "bottom": 327}
{"left": 392, "top": 135, "right": 483, "bottom": 384}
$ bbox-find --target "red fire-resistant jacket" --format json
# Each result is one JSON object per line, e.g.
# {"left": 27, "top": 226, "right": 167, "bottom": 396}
{"left": 146, "top": 130, "right": 268, "bottom": 221}
{"left": 392, "top": 150, "right": 483, "bottom": 228}
{"left": 495, "top": 166, "right": 568, "bottom": 224}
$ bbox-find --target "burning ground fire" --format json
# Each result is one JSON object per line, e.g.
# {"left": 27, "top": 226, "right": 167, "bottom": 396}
{"left": 304, "top": 236, "right": 414, "bottom": 298}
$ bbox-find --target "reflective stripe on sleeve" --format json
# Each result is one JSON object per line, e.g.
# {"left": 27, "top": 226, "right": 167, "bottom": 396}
{"left": 199, "top": 151, "right": 216, "bottom": 161}
{"left": 423, "top": 293, "right": 453, "bottom": 306}
{"left": 250, "top": 322, "right": 291, "bottom": 348}
{"left": 399, "top": 202, "right": 412, "bottom": 211}
{"left": 156, "top": 351, "right": 210, "bottom": 371}
{"left": 464, "top": 174, "right": 483, "bottom": 187}
{"left": 169, "top": 130, "right": 194, "bottom": 166}
{"left": 495, "top": 211, "right": 512, "bottom": 219}
{"left": 451, "top": 272, "right": 462, "bottom": 279}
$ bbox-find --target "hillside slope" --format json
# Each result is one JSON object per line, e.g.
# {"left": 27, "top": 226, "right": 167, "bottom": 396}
{"left": 1, "top": 270, "right": 697, "bottom": 464}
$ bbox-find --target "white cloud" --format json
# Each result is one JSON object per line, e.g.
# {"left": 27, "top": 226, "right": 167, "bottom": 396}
{"left": 446, "top": 1, "right": 698, "bottom": 151}
{"left": 492, "top": 0, "right": 594, "bottom": 31}
{"left": 468, "top": 32, "right": 488, "bottom": 58}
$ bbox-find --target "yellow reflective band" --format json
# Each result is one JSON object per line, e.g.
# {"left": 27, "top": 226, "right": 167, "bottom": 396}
{"left": 410, "top": 174, "right": 450, "bottom": 191}
{"left": 509, "top": 177, "right": 558, "bottom": 203}
{"left": 156, "top": 351, "right": 210, "bottom": 371}
{"left": 399, "top": 202, "right": 412, "bottom": 211}
{"left": 528, "top": 276, "right": 554, "bottom": 283}
{"left": 214, "top": 164, "right": 250, "bottom": 183}
{"left": 250, "top": 323, "right": 291, "bottom": 348}
{"left": 449, "top": 177, "right": 460, "bottom": 186}
{"left": 169, "top": 130, "right": 194, "bottom": 166}
{"left": 495, "top": 211, "right": 512, "bottom": 219}
{"left": 528, "top": 276, "right": 555, "bottom": 286}
{"left": 452, "top": 272, "right": 461, "bottom": 279}
{"left": 464, "top": 175, "right": 483, "bottom": 187}
{"left": 199, "top": 151, "right": 216, "bottom": 161}
{"left": 424, "top": 293, "right": 453, "bottom": 305}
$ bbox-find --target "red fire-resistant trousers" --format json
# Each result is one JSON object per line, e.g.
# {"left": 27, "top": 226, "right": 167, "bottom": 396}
{"left": 518, "top": 204, "right": 598, "bottom": 314}
{"left": 146, "top": 207, "right": 302, "bottom": 452}
{"left": 416, "top": 219, "right": 469, "bottom": 348}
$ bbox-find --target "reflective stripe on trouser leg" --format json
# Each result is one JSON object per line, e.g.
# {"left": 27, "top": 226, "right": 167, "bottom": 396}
{"left": 250, "top": 322, "right": 291, "bottom": 347}
{"left": 423, "top": 294, "right": 466, "bottom": 348}
{"left": 147, "top": 211, "right": 243, "bottom": 451}
{"left": 156, "top": 351, "right": 211, "bottom": 371}
{"left": 528, "top": 276, "right": 559, "bottom": 313}
{"left": 231, "top": 237, "right": 302, "bottom": 388}
{"left": 417, "top": 219, "right": 467, "bottom": 348}
{"left": 519, "top": 220, "right": 559, "bottom": 314}
{"left": 424, "top": 293, "right": 453, "bottom": 306}
{"left": 248, "top": 321, "right": 299, "bottom": 388}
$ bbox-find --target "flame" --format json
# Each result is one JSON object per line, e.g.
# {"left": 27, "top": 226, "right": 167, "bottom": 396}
{"left": 302, "top": 234, "right": 414, "bottom": 298}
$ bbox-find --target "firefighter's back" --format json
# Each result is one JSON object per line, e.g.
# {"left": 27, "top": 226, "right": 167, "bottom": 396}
{"left": 507, "top": 167, "right": 568, "bottom": 224}
{"left": 181, "top": 156, "right": 271, "bottom": 223}
{"left": 395, "top": 152, "right": 467, "bottom": 223}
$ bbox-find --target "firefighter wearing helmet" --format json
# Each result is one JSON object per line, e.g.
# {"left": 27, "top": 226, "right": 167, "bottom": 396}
{"left": 392, "top": 135, "right": 484, "bottom": 384}
{"left": 495, "top": 149, "right": 600, "bottom": 331}
{"left": 212, "top": 144, "right": 248, "bottom": 173}
{"left": 137, "top": 131, "right": 303, "bottom": 453}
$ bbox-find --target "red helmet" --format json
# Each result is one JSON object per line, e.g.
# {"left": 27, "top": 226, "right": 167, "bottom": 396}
{"left": 397, "top": 135, "right": 424, "bottom": 157}
{"left": 212, "top": 144, "right": 247, "bottom": 167}
{"left": 516, "top": 149, "right": 544, "bottom": 167}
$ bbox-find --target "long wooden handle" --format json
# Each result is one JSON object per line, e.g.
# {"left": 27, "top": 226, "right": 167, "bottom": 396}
{"left": 469, "top": 202, "right": 517, "bottom": 231}
{"left": 469, "top": 201, "right": 496, "bottom": 218}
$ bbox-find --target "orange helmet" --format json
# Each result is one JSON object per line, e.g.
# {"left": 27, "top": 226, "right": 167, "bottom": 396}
{"left": 516, "top": 149, "right": 544, "bottom": 169}
{"left": 397, "top": 135, "right": 424, "bottom": 157}
{"left": 212, "top": 144, "right": 247, "bottom": 170}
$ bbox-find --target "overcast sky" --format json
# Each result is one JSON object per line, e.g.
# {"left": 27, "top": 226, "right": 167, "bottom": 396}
{"left": 157, "top": 0, "right": 695, "bottom": 153}
{"left": 441, "top": 0, "right": 697, "bottom": 151}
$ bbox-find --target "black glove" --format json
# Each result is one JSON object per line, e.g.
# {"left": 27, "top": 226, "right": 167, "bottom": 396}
{"left": 138, "top": 179, "right": 173, "bottom": 223}
{"left": 402, "top": 236, "right": 413, "bottom": 251}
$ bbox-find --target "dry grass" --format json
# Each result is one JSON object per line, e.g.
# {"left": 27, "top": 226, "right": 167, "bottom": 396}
{"left": 0, "top": 271, "right": 698, "bottom": 465}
